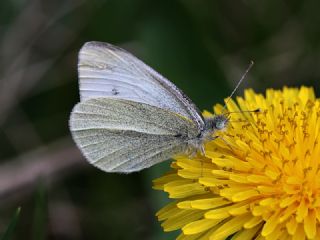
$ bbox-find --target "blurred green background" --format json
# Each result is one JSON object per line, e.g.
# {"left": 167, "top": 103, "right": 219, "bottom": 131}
{"left": 0, "top": 0, "right": 319, "bottom": 239}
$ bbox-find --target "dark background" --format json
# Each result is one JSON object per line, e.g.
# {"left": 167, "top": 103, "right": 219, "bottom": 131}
{"left": 0, "top": 0, "right": 319, "bottom": 239}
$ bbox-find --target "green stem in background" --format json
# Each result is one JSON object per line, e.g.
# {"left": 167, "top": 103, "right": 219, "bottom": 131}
{"left": 0, "top": 207, "right": 21, "bottom": 240}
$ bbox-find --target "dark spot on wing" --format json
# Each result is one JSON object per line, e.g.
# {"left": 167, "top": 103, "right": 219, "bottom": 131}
{"left": 112, "top": 88, "right": 119, "bottom": 95}
{"left": 174, "top": 133, "right": 182, "bottom": 138}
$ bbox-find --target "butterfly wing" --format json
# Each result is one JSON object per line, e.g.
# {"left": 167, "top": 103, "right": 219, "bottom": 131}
{"left": 69, "top": 98, "right": 199, "bottom": 173}
{"left": 78, "top": 41, "right": 204, "bottom": 129}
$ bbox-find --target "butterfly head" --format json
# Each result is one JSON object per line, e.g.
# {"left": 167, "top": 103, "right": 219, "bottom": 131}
{"left": 205, "top": 114, "right": 229, "bottom": 132}
{"left": 195, "top": 115, "right": 229, "bottom": 147}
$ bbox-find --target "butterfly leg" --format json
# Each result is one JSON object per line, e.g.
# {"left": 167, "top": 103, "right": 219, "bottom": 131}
{"left": 199, "top": 135, "right": 220, "bottom": 155}
{"left": 185, "top": 140, "right": 203, "bottom": 158}
{"left": 186, "top": 147, "right": 198, "bottom": 158}
{"left": 200, "top": 144, "right": 206, "bottom": 155}
{"left": 213, "top": 135, "right": 234, "bottom": 151}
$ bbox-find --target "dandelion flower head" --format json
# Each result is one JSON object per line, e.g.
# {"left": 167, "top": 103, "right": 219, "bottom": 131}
{"left": 154, "top": 87, "right": 320, "bottom": 240}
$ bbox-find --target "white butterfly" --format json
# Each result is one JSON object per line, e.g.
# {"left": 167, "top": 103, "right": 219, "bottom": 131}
{"left": 69, "top": 41, "right": 230, "bottom": 173}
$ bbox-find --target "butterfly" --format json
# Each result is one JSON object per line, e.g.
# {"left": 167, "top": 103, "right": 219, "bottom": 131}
{"left": 69, "top": 41, "right": 251, "bottom": 173}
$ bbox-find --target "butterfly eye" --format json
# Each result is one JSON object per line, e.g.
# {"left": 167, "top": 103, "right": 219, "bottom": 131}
{"left": 215, "top": 121, "right": 225, "bottom": 130}
{"left": 212, "top": 115, "right": 228, "bottom": 130}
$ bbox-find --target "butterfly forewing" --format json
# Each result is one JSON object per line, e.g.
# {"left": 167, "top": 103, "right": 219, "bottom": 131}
{"left": 78, "top": 41, "right": 204, "bottom": 129}
{"left": 69, "top": 98, "right": 199, "bottom": 172}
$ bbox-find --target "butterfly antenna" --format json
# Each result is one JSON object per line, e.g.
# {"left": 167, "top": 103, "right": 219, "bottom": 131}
{"left": 223, "top": 60, "right": 254, "bottom": 111}
{"left": 228, "top": 108, "right": 261, "bottom": 114}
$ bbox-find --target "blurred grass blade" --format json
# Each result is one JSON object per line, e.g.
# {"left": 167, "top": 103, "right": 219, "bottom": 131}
{"left": 32, "top": 183, "right": 47, "bottom": 240}
{"left": 0, "top": 207, "right": 21, "bottom": 240}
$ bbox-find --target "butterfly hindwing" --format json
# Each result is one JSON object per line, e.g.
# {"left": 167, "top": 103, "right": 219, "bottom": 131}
{"left": 69, "top": 98, "right": 199, "bottom": 172}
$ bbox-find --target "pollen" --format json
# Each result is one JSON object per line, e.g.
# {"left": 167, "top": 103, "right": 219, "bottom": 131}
{"left": 153, "top": 87, "right": 320, "bottom": 240}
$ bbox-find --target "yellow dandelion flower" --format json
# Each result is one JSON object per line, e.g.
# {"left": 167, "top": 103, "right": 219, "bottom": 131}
{"left": 153, "top": 87, "right": 320, "bottom": 240}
